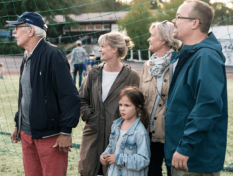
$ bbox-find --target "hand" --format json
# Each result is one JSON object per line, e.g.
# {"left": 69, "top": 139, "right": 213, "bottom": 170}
{"left": 172, "top": 151, "right": 189, "bottom": 171}
{"left": 11, "top": 128, "right": 20, "bottom": 143}
{"left": 53, "top": 134, "right": 72, "bottom": 153}
{"left": 105, "top": 154, "right": 116, "bottom": 164}
{"left": 100, "top": 155, "right": 108, "bottom": 166}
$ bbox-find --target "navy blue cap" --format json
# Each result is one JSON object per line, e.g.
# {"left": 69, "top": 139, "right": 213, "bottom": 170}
{"left": 6, "top": 12, "right": 48, "bottom": 31}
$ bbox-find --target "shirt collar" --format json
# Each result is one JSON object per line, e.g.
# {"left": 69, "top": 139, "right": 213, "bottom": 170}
{"left": 25, "top": 38, "right": 44, "bottom": 59}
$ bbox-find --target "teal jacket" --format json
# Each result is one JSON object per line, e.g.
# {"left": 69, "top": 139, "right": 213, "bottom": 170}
{"left": 165, "top": 33, "right": 228, "bottom": 172}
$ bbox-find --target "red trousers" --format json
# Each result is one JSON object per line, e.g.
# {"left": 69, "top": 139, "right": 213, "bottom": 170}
{"left": 20, "top": 131, "right": 68, "bottom": 176}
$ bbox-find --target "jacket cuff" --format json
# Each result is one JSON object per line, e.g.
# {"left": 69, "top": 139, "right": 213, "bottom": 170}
{"left": 60, "top": 127, "right": 72, "bottom": 134}
{"left": 176, "top": 140, "right": 192, "bottom": 157}
{"left": 115, "top": 154, "right": 121, "bottom": 165}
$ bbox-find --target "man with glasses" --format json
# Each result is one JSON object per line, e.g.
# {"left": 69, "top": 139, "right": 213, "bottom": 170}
{"left": 8, "top": 12, "right": 81, "bottom": 176}
{"left": 165, "top": 1, "right": 228, "bottom": 175}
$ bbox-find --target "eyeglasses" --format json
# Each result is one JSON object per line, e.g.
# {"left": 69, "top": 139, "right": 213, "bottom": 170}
{"left": 15, "top": 25, "right": 31, "bottom": 30}
{"left": 174, "top": 16, "right": 201, "bottom": 24}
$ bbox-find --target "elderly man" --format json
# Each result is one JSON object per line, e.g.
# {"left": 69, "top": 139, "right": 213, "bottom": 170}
{"left": 8, "top": 12, "right": 81, "bottom": 176}
{"left": 165, "top": 1, "right": 228, "bottom": 175}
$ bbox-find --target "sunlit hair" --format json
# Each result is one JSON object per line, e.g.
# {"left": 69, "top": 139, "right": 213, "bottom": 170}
{"left": 25, "top": 23, "right": 46, "bottom": 39}
{"left": 98, "top": 31, "right": 134, "bottom": 59}
{"left": 185, "top": 0, "right": 214, "bottom": 34}
{"left": 119, "top": 86, "right": 149, "bottom": 129}
{"left": 149, "top": 21, "right": 182, "bottom": 50}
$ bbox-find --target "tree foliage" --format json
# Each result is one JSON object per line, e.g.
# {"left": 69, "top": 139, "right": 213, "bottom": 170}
{"left": 119, "top": 0, "right": 233, "bottom": 60}
{"left": 118, "top": 0, "right": 156, "bottom": 60}
{"left": 0, "top": 0, "right": 74, "bottom": 27}
{"left": 73, "top": 0, "right": 129, "bottom": 14}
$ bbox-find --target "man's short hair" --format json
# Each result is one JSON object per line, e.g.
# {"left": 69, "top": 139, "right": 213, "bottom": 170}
{"left": 185, "top": 0, "right": 214, "bottom": 34}
{"left": 0, "top": 63, "right": 3, "bottom": 67}
{"left": 25, "top": 23, "right": 46, "bottom": 39}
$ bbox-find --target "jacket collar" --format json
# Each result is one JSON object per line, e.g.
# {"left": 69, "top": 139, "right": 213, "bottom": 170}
{"left": 170, "top": 32, "right": 221, "bottom": 64}
{"left": 30, "top": 38, "right": 47, "bottom": 57}
{"left": 113, "top": 117, "right": 141, "bottom": 135}
{"left": 97, "top": 63, "right": 132, "bottom": 104}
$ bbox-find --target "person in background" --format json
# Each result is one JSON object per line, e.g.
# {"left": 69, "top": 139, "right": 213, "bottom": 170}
{"left": 100, "top": 86, "right": 150, "bottom": 176}
{"left": 82, "top": 57, "right": 88, "bottom": 78}
{"left": 140, "top": 20, "right": 181, "bottom": 176}
{"left": 7, "top": 12, "right": 81, "bottom": 176}
{"left": 0, "top": 62, "right": 7, "bottom": 79}
{"left": 92, "top": 42, "right": 101, "bottom": 65}
{"left": 165, "top": 0, "right": 228, "bottom": 175}
{"left": 78, "top": 31, "right": 140, "bottom": 176}
{"left": 70, "top": 40, "right": 87, "bottom": 87}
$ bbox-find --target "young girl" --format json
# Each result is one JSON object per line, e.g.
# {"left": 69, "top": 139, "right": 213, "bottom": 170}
{"left": 100, "top": 86, "right": 151, "bottom": 176}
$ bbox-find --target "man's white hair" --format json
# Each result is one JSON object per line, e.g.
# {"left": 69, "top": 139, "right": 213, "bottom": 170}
{"left": 25, "top": 23, "right": 46, "bottom": 39}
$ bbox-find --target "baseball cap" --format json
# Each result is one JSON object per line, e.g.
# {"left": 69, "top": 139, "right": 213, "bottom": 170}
{"left": 76, "top": 40, "right": 82, "bottom": 45}
{"left": 6, "top": 12, "right": 48, "bottom": 31}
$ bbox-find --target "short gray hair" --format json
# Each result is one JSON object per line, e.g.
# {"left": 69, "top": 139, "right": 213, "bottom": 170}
{"left": 185, "top": 0, "right": 214, "bottom": 34}
{"left": 25, "top": 23, "right": 46, "bottom": 39}
{"left": 149, "top": 21, "right": 181, "bottom": 50}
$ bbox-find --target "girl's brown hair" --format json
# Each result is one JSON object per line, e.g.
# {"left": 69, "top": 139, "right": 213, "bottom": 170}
{"left": 119, "top": 86, "right": 149, "bottom": 129}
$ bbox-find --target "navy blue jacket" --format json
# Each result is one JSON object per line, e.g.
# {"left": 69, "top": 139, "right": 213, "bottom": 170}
{"left": 15, "top": 39, "right": 81, "bottom": 139}
{"left": 165, "top": 33, "right": 228, "bottom": 172}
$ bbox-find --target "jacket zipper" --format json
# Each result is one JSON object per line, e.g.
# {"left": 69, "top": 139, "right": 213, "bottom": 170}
{"left": 16, "top": 57, "right": 26, "bottom": 140}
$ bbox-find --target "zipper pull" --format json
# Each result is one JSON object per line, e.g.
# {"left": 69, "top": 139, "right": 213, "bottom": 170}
{"left": 45, "top": 96, "right": 47, "bottom": 104}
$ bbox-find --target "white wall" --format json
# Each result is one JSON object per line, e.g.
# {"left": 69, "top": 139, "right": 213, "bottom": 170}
{"left": 210, "top": 25, "right": 233, "bottom": 65}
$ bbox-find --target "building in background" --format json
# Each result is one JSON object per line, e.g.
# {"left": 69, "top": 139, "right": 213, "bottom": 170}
{"left": 48, "top": 11, "right": 127, "bottom": 44}
{"left": 211, "top": 25, "right": 233, "bottom": 66}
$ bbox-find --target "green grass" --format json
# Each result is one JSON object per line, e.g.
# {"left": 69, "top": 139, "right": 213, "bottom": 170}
{"left": 0, "top": 75, "right": 233, "bottom": 175}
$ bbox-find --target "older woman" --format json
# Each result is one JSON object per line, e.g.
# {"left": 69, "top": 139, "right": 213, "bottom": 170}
{"left": 78, "top": 31, "right": 140, "bottom": 176}
{"left": 140, "top": 20, "right": 181, "bottom": 176}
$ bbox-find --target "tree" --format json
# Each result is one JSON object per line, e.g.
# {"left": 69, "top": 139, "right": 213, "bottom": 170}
{"left": 73, "top": 0, "right": 130, "bottom": 13}
{"left": 118, "top": 0, "right": 156, "bottom": 60}
{"left": 0, "top": 0, "right": 73, "bottom": 34}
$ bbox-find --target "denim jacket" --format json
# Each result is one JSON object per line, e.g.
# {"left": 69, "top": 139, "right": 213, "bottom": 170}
{"left": 101, "top": 117, "right": 151, "bottom": 176}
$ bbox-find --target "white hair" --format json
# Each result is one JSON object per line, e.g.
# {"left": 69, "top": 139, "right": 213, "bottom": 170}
{"left": 25, "top": 23, "right": 46, "bottom": 39}
{"left": 149, "top": 21, "right": 181, "bottom": 50}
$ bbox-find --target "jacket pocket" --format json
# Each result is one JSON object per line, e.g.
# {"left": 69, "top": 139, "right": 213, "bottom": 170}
{"left": 45, "top": 96, "right": 59, "bottom": 129}
{"left": 87, "top": 109, "right": 100, "bottom": 131}
{"left": 124, "top": 142, "right": 137, "bottom": 155}
{"left": 109, "top": 132, "right": 116, "bottom": 139}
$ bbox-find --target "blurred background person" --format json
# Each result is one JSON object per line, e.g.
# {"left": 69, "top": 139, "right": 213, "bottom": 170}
{"left": 70, "top": 40, "right": 87, "bottom": 87}
{"left": 92, "top": 42, "right": 101, "bottom": 65}
{"left": 0, "top": 62, "right": 7, "bottom": 79}
{"left": 140, "top": 20, "right": 181, "bottom": 176}
{"left": 78, "top": 31, "right": 140, "bottom": 176}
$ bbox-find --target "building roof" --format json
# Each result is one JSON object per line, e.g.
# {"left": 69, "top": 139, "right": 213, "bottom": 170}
{"left": 52, "top": 11, "right": 128, "bottom": 24}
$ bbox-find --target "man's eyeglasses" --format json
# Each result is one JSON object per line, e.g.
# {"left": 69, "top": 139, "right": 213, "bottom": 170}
{"left": 15, "top": 25, "right": 31, "bottom": 30}
{"left": 174, "top": 16, "right": 201, "bottom": 24}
